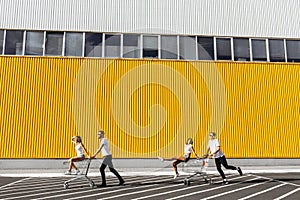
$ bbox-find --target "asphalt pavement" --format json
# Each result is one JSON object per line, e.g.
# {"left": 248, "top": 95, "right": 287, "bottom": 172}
{"left": 1, "top": 163, "right": 300, "bottom": 200}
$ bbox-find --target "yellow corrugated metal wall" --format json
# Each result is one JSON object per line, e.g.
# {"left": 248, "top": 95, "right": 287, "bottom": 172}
{"left": 1, "top": 56, "right": 299, "bottom": 158}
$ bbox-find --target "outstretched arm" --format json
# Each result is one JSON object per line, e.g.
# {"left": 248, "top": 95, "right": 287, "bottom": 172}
{"left": 204, "top": 147, "right": 210, "bottom": 158}
{"left": 81, "top": 143, "right": 90, "bottom": 157}
{"left": 191, "top": 146, "right": 199, "bottom": 158}
{"left": 209, "top": 146, "right": 220, "bottom": 156}
{"left": 90, "top": 143, "right": 104, "bottom": 159}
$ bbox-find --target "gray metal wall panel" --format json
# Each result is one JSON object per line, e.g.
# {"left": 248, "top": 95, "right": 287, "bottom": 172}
{"left": 0, "top": 0, "right": 299, "bottom": 38}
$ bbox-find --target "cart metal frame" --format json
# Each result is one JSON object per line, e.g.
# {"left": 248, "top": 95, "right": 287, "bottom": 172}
{"left": 182, "top": 157, "right": 212, "bottom": 186}
{"left": 64, "top": 159, "right": 95, "bottom": 189}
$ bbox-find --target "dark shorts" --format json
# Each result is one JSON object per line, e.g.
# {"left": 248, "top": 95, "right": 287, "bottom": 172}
{"left": 183, "top": 154, "right": 190, "bottom": 162}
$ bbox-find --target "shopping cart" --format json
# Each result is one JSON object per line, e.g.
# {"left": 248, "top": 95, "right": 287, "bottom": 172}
{"left": 182, "top": 157, "right": 212, "bottom": 186}
{"left": 63, "top": 159, "right": 95, "bottom": 189}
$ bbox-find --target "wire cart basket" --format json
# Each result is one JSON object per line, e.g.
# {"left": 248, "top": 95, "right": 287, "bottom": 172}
{"left": 64, "top": 159, "right": 95, "bottom": 189}
{"left": 182, "top": 157, "right": 212, "bottom": 186}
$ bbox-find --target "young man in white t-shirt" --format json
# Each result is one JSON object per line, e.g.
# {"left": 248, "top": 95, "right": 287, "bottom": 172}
{"left": 90, "top": 130, "right": 125, "bottom": 187}
{"left": 206, "top": 132, "right": 243, "bottom": 184}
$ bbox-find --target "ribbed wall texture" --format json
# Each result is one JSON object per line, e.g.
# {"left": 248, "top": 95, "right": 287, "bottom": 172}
{"left": 1, "top": 56, "right": 300, "bottom": 158}
{"left": 0, "top": 0, "right": 299, "bottom": 38}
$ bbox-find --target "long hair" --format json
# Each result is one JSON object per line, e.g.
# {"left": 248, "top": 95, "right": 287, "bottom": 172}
{"left": 76, "top": 136, "right": 82, "bottom": 143}
{"left": 186, "top": 138, "right": 193, "bottom": 145}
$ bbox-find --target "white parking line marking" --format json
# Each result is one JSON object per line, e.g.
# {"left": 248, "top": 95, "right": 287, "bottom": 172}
{"left": 202, "top": 179, "right": 271, "bottom": 200}
{"left": 63, "top": 184, "right": 156, "bottom": 200}
{"left": 0, "top": 180, "right": 70, "bottom": 193}
{"left": 100, "top": 183, "right": 195, "bottom": 200}
{"left": 165, "top": 176, "right": 259, "bottom": 200}
{"left": 33, "top": 176, "right": 172, "bottom": 200}
{"left": 0, "top": 177, "right": 31, "bottom": 189}
{"left": 250, "top": 174, "right": 300, "bottom": 187}
{"left": 273, "top": 187, "right": 300, "bottom": 200}
{"left": 239, "top": 183, "right": 287, "bottom": 200}
{"left": 132, "top": 180, "right": 216, "bottom": 200}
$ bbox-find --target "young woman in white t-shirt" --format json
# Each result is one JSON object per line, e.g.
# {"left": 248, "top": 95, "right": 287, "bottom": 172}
{"left": 65, "top": 136, "right": 90, "bottom": 175}
{"left": 159, "top": 138, "right": 199, "bottom": 179}
{"left": 205, "top": 132, "right": 243, "bottom": 184}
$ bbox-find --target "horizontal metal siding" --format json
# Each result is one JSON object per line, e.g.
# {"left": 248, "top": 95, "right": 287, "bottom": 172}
{"left": 0, "top": 0, "right": 300, "bottom": 40}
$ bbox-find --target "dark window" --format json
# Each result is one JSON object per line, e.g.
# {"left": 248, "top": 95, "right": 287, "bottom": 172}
{"left": 123, "top": 34, "right": 140, "bottom": 58}
{"left": 85, "top": 33, "right": 103, "bottom": 57}
{"left": 0, "top": 30, "right": 4, "bottom": 54}
{"left": 105, "top": 34, "right": 121, "bottom": 57}
{"left": 45, "top": 32, "right": 63, "bottom": 56}
{"left": 143, "top": 36, "right": 158, "bottom": 58}
{"left": 25, "top": 31, "right": 44, "bottom": 55}
{"left": 5, "top": 30, "right": 24, "bottom": 55}
{"left": 216, "top": 38, "right": 232, "bottom": 60}
{"left": 286, "top": 40, "right": 300, "bottom": 62}
{"left": 65, "top": 32, "right": 83, "bottom": 57}
{"left": 179, "top": 36, "right": 196, "bottom": 60}
{"left": 161, "top": 35, "right": 178, "bottom": 59}
{"left": 269, "top": 39, "right": 285, "bottom": 62}
{"left": 197, "top": 37, "right": 214, "bottom": 60}
{"left": 252, "top": 39, "right": 267, "bottom": 61}
{"left": 234, "top": 38, "right": 250, "bottom": 61}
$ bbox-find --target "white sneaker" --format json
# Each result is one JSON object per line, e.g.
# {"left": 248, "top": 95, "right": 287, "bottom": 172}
{"left": 64, "top": 171, "right": 71, "bottom": 175}
{"left": 174, "top": 173, "right": 179, "bottom": 179}
{"left": 157, "top": 156, "right": 164, "bottom": 162}
{"left": 75, "top": 169, "right": 80, "bottom": 174}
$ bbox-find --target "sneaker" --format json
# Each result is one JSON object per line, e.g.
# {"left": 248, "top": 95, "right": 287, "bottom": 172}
{"left": 222, "top": 179, "right": 229, "bottom": 185}
{"left": 157, "top": 156, "right": 164, "bottom": 162}
{"left": 98, "top": 184, "right": 107, "bottom": 187}
{"left": 118, "top": 180, "right": 125, "bottom": 186}
{"left": 174, "top": 173, "right": 179, "bottom": 179}
{"left": 64, "top": 171, "right": 71, "bottom": 175}
{"left": 237, "top": 167, "right": 243, "bottom": 176}
{"left": 75, "top": 169, "right": 80, "bottom": 175}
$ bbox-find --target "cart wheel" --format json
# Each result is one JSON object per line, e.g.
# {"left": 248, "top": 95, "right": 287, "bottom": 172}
{"left": 64, "top": 183, "right": 69, "bottom": 189}
{"left": 183, "top": 179, "right": 186, "bottom": 185}
{"left": 89, "top": 182, "right": 95, "bottom": 188}
{"left": 187, "top": 181, "right": 191, "bottom": 186}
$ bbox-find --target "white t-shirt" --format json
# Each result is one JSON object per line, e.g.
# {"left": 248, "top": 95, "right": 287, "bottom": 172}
{"left": 208, "top": 139, "right": 224, "bottom": 158}
{"left": 100, "top": 138, "right": 111, "bottom": 156}
{"left": 75, "top": 143, "right": 84, "bottom": 158}
{"left": 184, "top": 144, "right": 193, "bottom": 154}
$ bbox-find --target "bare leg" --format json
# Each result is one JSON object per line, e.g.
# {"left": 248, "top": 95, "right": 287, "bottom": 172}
{"left": 68, "top": 157, "right": 83, "bottom": 171}
{"left": 163, "top": 156, "right": 182, "bottom": 161}
{"left": 172, "top": 156, "right": 185, "bottom": 174}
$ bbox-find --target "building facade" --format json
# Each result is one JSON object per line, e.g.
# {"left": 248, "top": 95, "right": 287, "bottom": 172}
{"left": 1, "top": 0, "right": 300, "bottom": 158}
